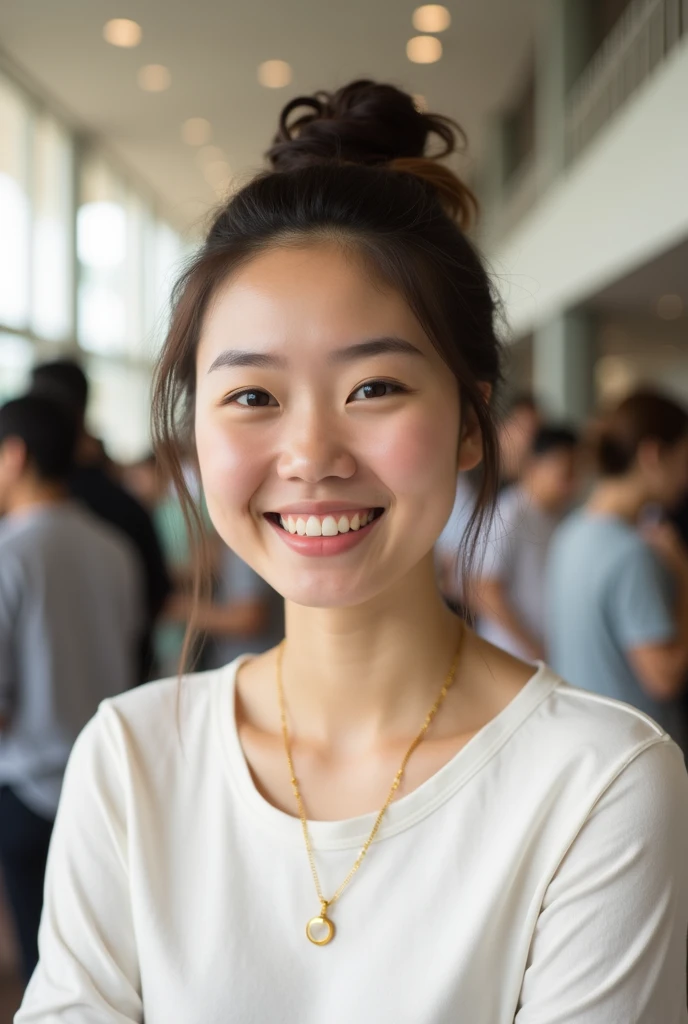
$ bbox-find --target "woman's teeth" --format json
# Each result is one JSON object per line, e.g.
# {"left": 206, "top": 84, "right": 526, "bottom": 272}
{"left": 278, "top": 510, "right": 376, "bottom": 536}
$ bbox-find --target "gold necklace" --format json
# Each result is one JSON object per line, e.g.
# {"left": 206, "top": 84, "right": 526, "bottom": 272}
{"left": 276, "top": 628, "right": 464, "bottom": 946}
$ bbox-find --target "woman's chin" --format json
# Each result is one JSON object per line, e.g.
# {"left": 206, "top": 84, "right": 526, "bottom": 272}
{"left": 281, "top": 585, "right": 376, "bottom": 610}
{"left": 276, "top": 571, "right": 391, "bottom": 611}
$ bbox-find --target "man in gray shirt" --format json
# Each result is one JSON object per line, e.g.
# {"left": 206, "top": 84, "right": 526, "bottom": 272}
{"left": 0, "top": 394, "right": 141, "bottom": 981}
{"left": 473, "top": 426, "right": 580, "bottom": 660}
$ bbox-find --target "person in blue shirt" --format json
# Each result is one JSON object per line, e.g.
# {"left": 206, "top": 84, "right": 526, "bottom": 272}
{"left": 547, "top": 389, "right": 688, "bottom": 748}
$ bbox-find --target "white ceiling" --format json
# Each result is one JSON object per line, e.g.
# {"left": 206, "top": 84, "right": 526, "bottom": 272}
{"left": 0, "top": 0, "right": 539, "bottom": 234}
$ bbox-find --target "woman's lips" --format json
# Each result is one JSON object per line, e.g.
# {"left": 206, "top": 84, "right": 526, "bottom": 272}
{"left": 277, "top": 509, "right": 376, "bottom": 537}
{"left": 266, "top": 509, "right": 382, "bottom": 557}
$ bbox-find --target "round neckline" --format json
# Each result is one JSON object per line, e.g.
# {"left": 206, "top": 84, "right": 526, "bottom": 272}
{"left": 213, "top": 655, "right": 559, "bottom": 851}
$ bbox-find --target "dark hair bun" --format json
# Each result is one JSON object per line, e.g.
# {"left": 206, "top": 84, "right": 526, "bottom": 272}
{"left": 267, "top": 79, "right": 477, "bottom": 228}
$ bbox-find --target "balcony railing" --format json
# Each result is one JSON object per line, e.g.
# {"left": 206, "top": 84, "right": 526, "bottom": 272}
{"left": 566, "top": 0, "right": 686, "bottom": 162}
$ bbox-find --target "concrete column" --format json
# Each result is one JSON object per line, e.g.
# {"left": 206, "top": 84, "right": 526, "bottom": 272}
{"left": 533, "top": 310, "right": 595, "bottom": 422}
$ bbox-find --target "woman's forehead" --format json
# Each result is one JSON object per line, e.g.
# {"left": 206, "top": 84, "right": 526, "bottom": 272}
{"left": 198, "top": 243, "right": 434, "bottom": 364}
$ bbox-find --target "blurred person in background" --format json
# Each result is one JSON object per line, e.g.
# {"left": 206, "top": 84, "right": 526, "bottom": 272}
{"left": 30, "top": 360, "right": 170, "bottom": 682}
{"left": 547, "top": 390, "right": 688, "bottom": 749}
{"left": 124, "top": 454, "right": 284, "bottom": 675}
{"left": 122, "top": 452, "right": 202, "bottom": 674}
{"left": 668, "top": 473, "right": 688, "bottom": 551}
{"left": 498, "top": 392, "right": 542, "bottom": 492}
{"left": 17, "top": 82, "right": 688, "bottom": 1023}
{"left": 0, "top": 395, "right": 141, "bottom": 983}
{"left": 200, "top": 543, "right": 285, "bottom": 670}
{"left": 473, "top": 426, "right": 580, "bottom": 660}
{"left": 435, "top": 469, "right": 479, "bottom": 615}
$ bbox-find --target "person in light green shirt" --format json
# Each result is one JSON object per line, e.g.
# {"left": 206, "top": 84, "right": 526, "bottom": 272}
{"left": 124, "top": 456, "right": 283, "bottom": 675}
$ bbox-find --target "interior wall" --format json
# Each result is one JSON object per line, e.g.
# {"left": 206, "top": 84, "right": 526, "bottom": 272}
{"left": 492, "top": 39, "right": 688, "bottom": 337}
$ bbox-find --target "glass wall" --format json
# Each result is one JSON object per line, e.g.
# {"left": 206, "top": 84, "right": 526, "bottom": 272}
{"left": 32, "top": 114, "right": 74, "bottom": 341}
{"left": 0, "top": 76, "right": 31, "bottom": 331}
{"left": 0, "top": 67, "right": 185, "bottom": 461}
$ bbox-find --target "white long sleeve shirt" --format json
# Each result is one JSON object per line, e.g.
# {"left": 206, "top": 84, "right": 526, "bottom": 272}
{"left": 16, "top": 656, "right": 688, "bottom": 1023}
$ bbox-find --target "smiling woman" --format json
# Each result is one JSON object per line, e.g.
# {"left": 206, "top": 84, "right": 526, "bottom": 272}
{"left": 16, "top": 80, "right": 688, "bottom": 1024}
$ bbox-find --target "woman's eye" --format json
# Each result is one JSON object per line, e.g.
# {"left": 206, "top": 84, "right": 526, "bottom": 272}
{"left": 350, "top": 380, "right": 404, "bottom": 402}
{"left": 227, "top": 389, "right": 276, "bottom": 408}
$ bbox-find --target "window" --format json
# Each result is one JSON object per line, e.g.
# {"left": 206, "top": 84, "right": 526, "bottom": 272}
{"left": 31, "top": 114, "right": 74, "bottom": 341}
{"left": 77, "top": 155, "right": 150, "bottom": 356}
{"left": 0, "top": 75, "right": 31, "bottom": 330}
{"left": 146, "top": 220, "right": 184, "bottom": 357}
{"left": 77, "top": 157, "right": 129, "bottom": 354}
{"left": 0, "top": 69, "right": 189, "bottom": 460}
{"left": 87, "top": 358, "right": 153, "bottom": 462}
{"left": 0, "top": 334, "right": 33, "bottom": 401}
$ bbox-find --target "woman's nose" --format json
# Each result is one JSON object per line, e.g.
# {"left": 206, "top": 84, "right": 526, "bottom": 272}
{"left": 276, "top": 408, "right": 357, "bottom": 483}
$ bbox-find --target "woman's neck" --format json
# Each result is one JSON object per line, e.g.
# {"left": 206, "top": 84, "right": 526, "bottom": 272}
{"left": 279, "top": 555, "right": 463, "bottom": 748}
{"left": 586, "top": 477, "right": 649, "bottom": 524}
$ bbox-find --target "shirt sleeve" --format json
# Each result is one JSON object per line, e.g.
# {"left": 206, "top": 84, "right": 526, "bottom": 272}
{"left": 610, "top": 544, "right": 677, "bottom": 650}
{"left": 516, "top": 738, "right": 688, "bottom": 1023}
{"left": 16, "top": 706, "right": 143, "bottom": 1023}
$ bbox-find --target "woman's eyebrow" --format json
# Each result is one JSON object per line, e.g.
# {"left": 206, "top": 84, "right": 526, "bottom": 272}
{"left": 206, "top": 336, "right": 423, "bottom": 373}
{"left": 207, "top": 350, "right": 287, "bottom": 372}
{"left": 328, "top": 336, "right": 425, "bottom": 363}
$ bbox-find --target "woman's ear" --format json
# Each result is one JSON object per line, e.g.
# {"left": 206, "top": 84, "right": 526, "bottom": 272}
{"left": 458, "top": 384, "right": 491, "bottom": 472}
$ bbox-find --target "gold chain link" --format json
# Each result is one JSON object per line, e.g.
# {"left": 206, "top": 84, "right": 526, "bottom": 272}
{"left": 276, "top": 626, "right": 464, "bottom": 913}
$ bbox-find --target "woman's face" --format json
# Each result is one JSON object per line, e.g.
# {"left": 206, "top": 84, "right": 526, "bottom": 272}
{"left": 194, "top": 242, "right": 481, "bottom": 608}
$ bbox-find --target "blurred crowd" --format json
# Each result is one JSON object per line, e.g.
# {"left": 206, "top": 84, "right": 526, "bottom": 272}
{"left": 0, "top": 359, "right": 283, "bottom": 984}
{"left": 437, "top": 388, "right": 688, "bottom": 753}
{"left": 3, "top": 357, "right": 688, "bottom": 985}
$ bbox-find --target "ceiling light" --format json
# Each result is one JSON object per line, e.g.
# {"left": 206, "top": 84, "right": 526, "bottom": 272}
{"left": 182, "top": 117, "right": 212, "bottom": 146}
{"left": 138, "top": 64, "right": 171, "bottom": 92}
{"left": 657, "top": 293, "right": 684, "bottom": 320}
{"left": 258, "top": 60, "right": 293, "bottom": 88}
{"left": 413, "top": 94, "right": 428, "bottom": 112}
{"left": 412, "top": 5, "right": 451, "bottom": 33}
{"left": 103, "top": 18, "right": 142, "bottom": 47}
{"left": 406, "top": 36, "right": 443, "bottom": 64}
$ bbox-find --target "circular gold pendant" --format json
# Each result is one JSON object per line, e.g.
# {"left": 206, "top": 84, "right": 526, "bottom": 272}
{"left": 306, "top": 913, "right": 335, "bottom": 945}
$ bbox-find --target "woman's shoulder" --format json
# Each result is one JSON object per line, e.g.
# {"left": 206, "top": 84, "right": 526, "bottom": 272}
{"left": 492, "top": 666, "right": 688, "bottom": 851}
{"left": 80, "top": 657, "right": 248, "bottom": 763}
{"left": 60, "top": 659, "right": 251, "bottom": 815}
{"left": 104, "top": 664, "right": 224, "bottom": 716}
{"left": 535, "top": 667, "right": 679, "bottom": 778}
{"left": 462, "top": 641, "right": 677, "bottom": 794}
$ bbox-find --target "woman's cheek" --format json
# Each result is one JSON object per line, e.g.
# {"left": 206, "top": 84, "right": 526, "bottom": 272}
{"left": 196, "top": 418, "right": 267, "bottom": 524}
{"left": 363, "top": 406, "right": 458, "bottom": 498}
